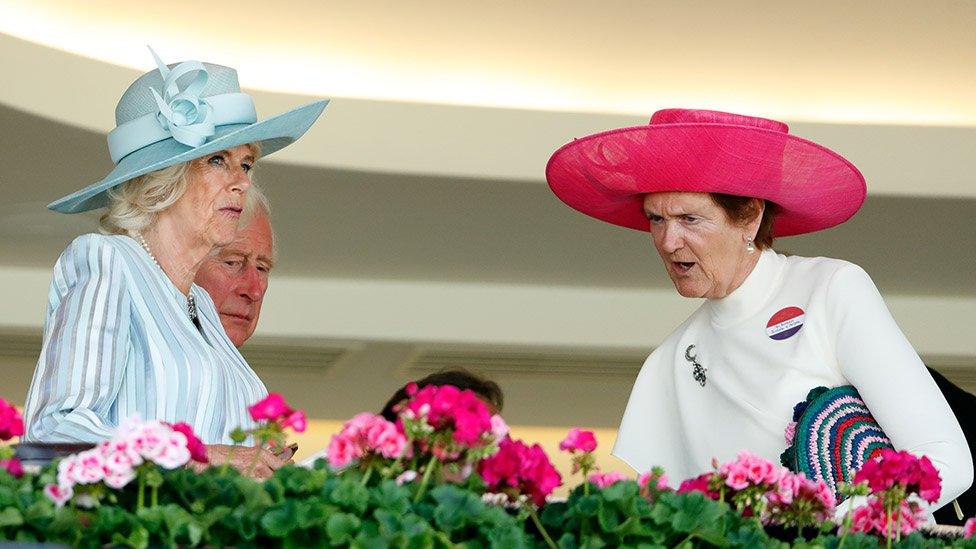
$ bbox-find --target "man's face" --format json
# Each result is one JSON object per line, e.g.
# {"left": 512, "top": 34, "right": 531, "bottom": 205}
{"left": 195, "top": 212, "right": 274, "bottom": 347}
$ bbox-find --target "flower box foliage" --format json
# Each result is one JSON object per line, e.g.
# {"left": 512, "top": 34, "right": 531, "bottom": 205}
{"left": 2, "top": 390, "right": 976, "bottom": 548}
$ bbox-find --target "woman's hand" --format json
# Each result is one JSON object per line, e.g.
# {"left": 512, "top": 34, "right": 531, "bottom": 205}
{"left": 191, "top": 444, "right": 287, "bottom": 479}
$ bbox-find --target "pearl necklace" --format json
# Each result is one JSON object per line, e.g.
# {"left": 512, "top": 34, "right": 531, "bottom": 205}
{"left": 134, "top": 233, "right": 197, "bottom": 322}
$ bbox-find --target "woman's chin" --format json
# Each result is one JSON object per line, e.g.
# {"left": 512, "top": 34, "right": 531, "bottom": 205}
{"left": 672, "top": 280, "right": 707, "bottom": 299}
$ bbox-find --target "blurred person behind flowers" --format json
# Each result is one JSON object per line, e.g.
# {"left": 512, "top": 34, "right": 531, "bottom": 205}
{"left": 546, "top": 108, "right": 971, "bottom": 514}
{"left": 22, "top": 48, "right": 326, "bottom": 478}
{"left": 380, "top": 369, "right": 505, "bottom": 420}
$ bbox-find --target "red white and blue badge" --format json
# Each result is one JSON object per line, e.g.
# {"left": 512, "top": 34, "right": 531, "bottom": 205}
{"left": 766, "top": 307, "right": 805, "bottom": 340}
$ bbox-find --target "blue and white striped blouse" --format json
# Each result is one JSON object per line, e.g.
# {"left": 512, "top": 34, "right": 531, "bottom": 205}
{"left": 23, "top": 233, "right": 268, "bottom": 444}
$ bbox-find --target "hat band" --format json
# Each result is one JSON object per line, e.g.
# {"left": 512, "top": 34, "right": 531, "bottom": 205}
{"left": 106, "top": 92, "right": 257, "bottom": 164}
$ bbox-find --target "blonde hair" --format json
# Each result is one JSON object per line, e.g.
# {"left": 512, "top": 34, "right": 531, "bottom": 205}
{"left": 99, "top": 142, "right": 263, "bottom": 236}
{"left": 99, "top": 163, "right": 191, "bottom": 235}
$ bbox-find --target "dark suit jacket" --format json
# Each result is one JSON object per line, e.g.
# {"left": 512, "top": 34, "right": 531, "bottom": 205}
{"left": 928, "top": 367, "right": 976, "bottom": 525}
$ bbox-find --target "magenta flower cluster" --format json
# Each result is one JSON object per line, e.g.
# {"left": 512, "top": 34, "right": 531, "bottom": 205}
{"left": 852, "top": 448, "right": 942, "bottom": 504}
{"left": 559, "top": 428, "right": 597, "bottom": 453}
{"left": 400, "top": 383, "right": 495, "bottom": 448}
{"left": 846, "top": 448, "right": 942, "bottom": 538}
{"left": 478, "top": 437, "right": 563, "bottom": 506}
{"left": 248, "top": 392, "right": 307, "bottom": 433}
{"left": 0, "top": 398, "right": 25, "bottom": 479}
{"left": 0, "top": 398, "right": 24, "bottom": 441}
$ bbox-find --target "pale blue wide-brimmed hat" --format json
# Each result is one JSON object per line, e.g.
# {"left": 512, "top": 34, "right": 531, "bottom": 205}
{"left": 49, "top": 48, "right": 328, "bottom": 213}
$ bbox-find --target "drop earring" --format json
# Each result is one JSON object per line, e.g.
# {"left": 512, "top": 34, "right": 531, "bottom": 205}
{"left": 745, "top": 238, "right": 756, "bottom": 253}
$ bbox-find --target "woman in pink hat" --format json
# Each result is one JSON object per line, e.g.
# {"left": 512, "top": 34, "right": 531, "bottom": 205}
{"left": 547, "top": 109, "right": 971, "bottom": 514}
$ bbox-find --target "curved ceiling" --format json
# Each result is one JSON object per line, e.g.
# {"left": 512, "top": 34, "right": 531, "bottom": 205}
{"left": 2, "top": 0, "right": 975, "bottom": 126}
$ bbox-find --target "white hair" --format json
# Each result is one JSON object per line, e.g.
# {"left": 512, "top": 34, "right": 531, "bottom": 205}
{"left": 241, "top": 182, "right": 278, "bottom": 260}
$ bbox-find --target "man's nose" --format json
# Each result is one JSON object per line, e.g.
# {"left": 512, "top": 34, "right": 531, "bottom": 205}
{"left": 239, "top": 266, "right": 266, "bottom": 301}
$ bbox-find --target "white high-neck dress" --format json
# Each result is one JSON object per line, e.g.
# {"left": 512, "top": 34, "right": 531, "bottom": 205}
{"left": 613, "top": 249, "right": 972, "bottom": 511}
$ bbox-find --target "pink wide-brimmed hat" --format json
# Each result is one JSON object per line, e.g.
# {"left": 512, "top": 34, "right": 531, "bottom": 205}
{"left": 546, "top": 108, "right": 866, "bottom": 237}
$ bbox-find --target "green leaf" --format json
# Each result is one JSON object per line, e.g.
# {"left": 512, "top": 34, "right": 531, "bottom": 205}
{"left": 485, "top": 524, "right": 529, "bottom": 548}
{"left": 580, "top": 535, "right": 608, "bottom": 549}
{"left": 296, "top": 500, "right": 328, "bottom": 529}
{"left": 574, "top": 495, "right": 601, "bottom": 518}
{"left": 110, "top": 525, "right": 150, "bottom": 549}
{"left": 23, "top": 500, "right": 53, "bottom": 522}
{"left": 0, "top": 486, "right": 15, "bottom": 507}
{"left": 261, "top": 500, "right": 299, "bottom": 538}
{"left": 326, "top": 513, "right": 362, "bottom": 545}
{"left": 430, "top": 484, "right": 483, "bottom": 533}
{"left": 596, "top": 501, "right": 621, "bottom": 532}
{"left": 602, "top": 481, "right": 638, "bottom": 503}
{"left": 371, "top": 479, "right": 411, "bottom": 515}
{"left": 0, "top": 507, "right": 23, "bottom": 527}
{"left": 557, "top": 532, "right": 579, "bottom": 549}
{"left": 330, "top": 477, "right": 370, "bottom": 514}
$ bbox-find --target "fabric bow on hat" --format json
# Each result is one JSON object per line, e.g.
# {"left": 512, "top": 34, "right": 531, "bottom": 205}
{"left": 147, "top": 48, "right": 216, "bottom": 149}
{"left": 106, "top": 47, "right": 258, "bottom": 164}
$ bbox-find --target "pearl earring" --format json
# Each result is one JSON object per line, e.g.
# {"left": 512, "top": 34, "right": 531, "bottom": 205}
{"left": 745, "top": 238, "right": 756, "bottom": 253}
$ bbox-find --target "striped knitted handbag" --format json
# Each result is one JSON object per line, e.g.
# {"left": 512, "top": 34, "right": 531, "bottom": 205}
{"left": 780, "top": 385, "right": 894, "bottom": 501}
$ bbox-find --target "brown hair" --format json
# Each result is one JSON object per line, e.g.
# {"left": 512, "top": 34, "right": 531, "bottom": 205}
{"left": 380, "top": 369, "right": 504, "bottom": 422}
{"left": 708, "top": 193, "right": 779, "bottom": 250}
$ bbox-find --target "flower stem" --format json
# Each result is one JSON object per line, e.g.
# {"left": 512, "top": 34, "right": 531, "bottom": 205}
{"left": 838, "top": 498, "right": 855, "bottom": 549}
{"left": 413, "top": 455, "right": 439, "bottom": 503}
{"left": 529, "top": 506, "right": 558, "bottom": 549}
{"left": 886, "top": 503, "right": 893, "bottom": 549}
{"left": 136, "top": 472, "right": 145, "bottom": 511}
{"left": 151, "top": 485, "right": 158, "bottom": 508}
{"left": 221, "top": 445, "right": 236, "bottom": 476}
{"left": 246, "top": 434, "right": 267, "bottom": 478}
{"left": 360, "top": 467, "right": 374, "bottom": 486}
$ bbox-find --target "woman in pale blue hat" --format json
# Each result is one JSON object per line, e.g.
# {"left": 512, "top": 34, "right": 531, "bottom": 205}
{"left": 22, "top": 49, "right": 326, "bottom": 477}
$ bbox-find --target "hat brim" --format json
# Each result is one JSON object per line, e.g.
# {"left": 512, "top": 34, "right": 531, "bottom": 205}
{"left": 545, "top": 123, "right": 866, "bottom": 237}
{"left": 48, "top": 100, "right": 329, "bottom": 213}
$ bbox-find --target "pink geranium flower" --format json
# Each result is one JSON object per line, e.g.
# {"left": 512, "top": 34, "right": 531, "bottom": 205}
{"left": 248, "top": 393, "right": 291, "bottom": 421}
{"left": 854, "top": 449, "right": 943, "bottom": 504}
{"left": 169, "top": 422, "right": 209, "bottom": 463}
{"left": 402, "top": 385, "right": 494, "bottom": 448}
{"left": 479, "top": 437, "right": 562, "bottom": 506}
{"left": 559, "top": 428, "right": 597, "bottom": 453}
{"left": 0, "top": 399, "right": 24, "bottom": 441}
{"left": 964, "top": 517, "right": 976, "bottom": 539}
{"left": 589, "top": 471, "right": 626, "bottom": 489}
{"left": 677, "top": 473, "right": 719, "bottom": 499}
{"left": 849, "top": 497, "right": 926, "bottom": 537}
{"left": 280, "top": 410, "right": 307, "bottom": 433}
{"left": 1, "top": 458, "right": 23, "bottom": 478}
{"left": 490, "top": 415, "right": 509, "bottom": 440}
{"left": 638, "top": 470, "right": 669, "bottom": 491}
{"left": 326, "top": 413, "right": 407, "bottom": 469}
{"left": 396, "top": 470, "right": 418, "bottom": 485}
{"left": 44, "top": 483, "right": 73, "bottom": 507}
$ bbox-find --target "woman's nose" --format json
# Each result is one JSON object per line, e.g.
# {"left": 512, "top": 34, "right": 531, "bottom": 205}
{"left": 230, "top": 168, "right": 252, "bottom": 194}
{"left": 660, "top": 223, "right": 683, "bottom": 252}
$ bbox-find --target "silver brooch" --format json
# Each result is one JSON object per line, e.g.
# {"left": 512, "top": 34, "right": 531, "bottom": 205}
{"left": 685, "top": 345, "right": 707, "bottom": 387}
